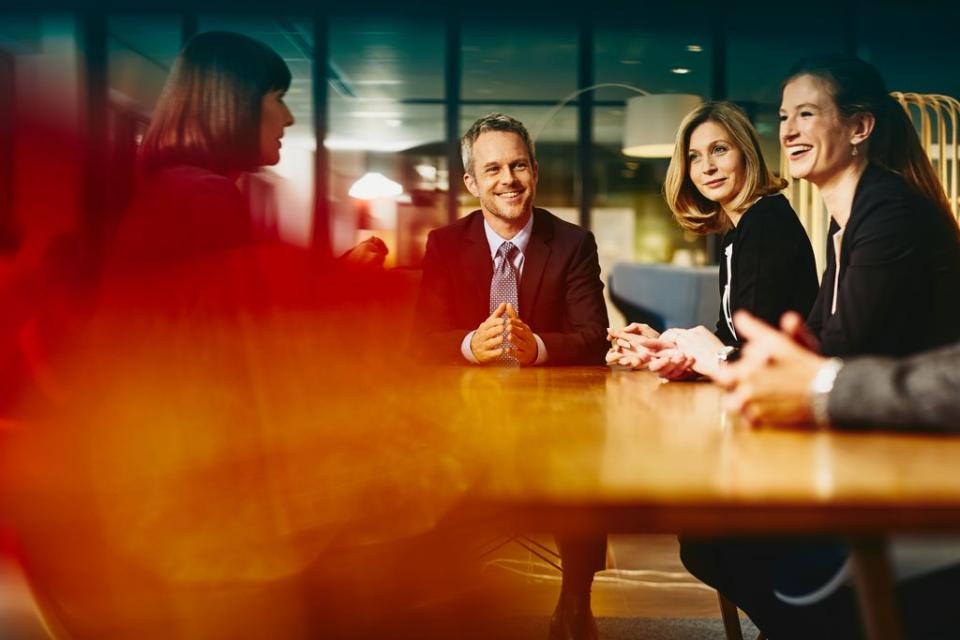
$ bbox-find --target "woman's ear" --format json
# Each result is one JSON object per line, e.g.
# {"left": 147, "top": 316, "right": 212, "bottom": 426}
{"left": 850, "top": 112, "right": 876, "bottom": 147}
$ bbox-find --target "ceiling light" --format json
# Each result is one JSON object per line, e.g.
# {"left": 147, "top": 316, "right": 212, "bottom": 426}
{"left": 622, "top": 93, "right": 703, "bottom": 157}
{"left": 671, "top": 67, "right": 691, "bottom": 75}
{"left": 531, "top": 83, "right": 703, "bottom": 159}
{"left": 415, "top": 164, "right": 438, "bottom": 180}
{"left": 349, "top": 172, "right": 403, "bottom": 200}
{"left": 686, "top": 44, "right": 703, "bottom": 53}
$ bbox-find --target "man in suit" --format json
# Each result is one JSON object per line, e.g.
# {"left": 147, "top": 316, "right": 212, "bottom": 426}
{"left": 715, "top": 310, "right": 960, "bottom": 431}
{"left": 417, "top": 113, "right": 608, "bottom": 640}
{"left": 709, "top": 309, "right": 960, "bottom": 637}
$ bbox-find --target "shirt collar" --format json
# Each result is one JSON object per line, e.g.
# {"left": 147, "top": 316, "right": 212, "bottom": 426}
{"left": 483, "top": 212, "right": 534, "bottom": 259}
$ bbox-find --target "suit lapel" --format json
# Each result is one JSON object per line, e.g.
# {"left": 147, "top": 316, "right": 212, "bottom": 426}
{"left": 519, "top": 210, "right": 551, "bottom": 316}
{"left": 461, "top": 212, "right": 494, "bottom": 317}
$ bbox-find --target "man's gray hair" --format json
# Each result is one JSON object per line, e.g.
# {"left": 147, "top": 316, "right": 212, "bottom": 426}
{"left": 460, "top": 113, "right": 536, "bottom": 176}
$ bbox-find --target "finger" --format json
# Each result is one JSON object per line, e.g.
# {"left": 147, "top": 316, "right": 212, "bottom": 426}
{"left": 661, "top": 328, "right": 686, "bottom": 342}
{"left": 508, "top": 328, "right": 534, "bottom": 349}
{"left": 779, "top": 311, "right": 819, "bottom": 351}
{"left": 490, "top": 302, "right": 507, "bottom": 318}
{"left": 474, "top": 344, "right": 505, "bottom": 363}
{"left": 505, "top": 303, "right": 518, "bottom": 319}
{"left": 482, "top": 314, "right": 508, "bottom": 331}
{"left": 624, "top": 323, "right": 659, "bottom": 338}
{"left": 664, "top": 351, "right": 695, "bottom": 378}
{"left": 516, "top": 324, "right": 536, "bottom": 345}
{"left": 637, "top": 337, "right": 674, "bottom": 351}
{"left": 737, "top": 341, "right": 770, "bottom": 367}
{"left": 478, "top": 322, "right": 503, "bottom": 340}
{"left": 481, "top": 334, "right": 505, "bottom": 351}
{"left": 484, "top": 347, "right": 504, "bottom": 359}
{"left": 712, "top": 362, "right": 739, "bottom": 390}
{"left": 743, "top": 400, "right": 775, "bottom": 427}
{"left": 648, "top": 356, "right": 670, "bottom": 372}
{"left": 656, "top": 362, "right": 680, "bottom": 379}
{"left": 724, "top": 382, "right": 754, "bottom": 414}
{"left": 779, "top": 311, "right": 804, "bottom": 335}
{"left": 663, "top": 364, "right": 691, "bottom": 380}
{"left": 507, "top": 317, "right": 532, "bottom": 334}
{"left": 507, "top": 327, "right": 533, "bottom": 348}
{"left": 663, "top": 357, "right": 692, "bottom": 379}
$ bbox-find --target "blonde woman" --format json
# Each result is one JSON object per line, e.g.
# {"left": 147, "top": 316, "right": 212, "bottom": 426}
{"left": 608, "top": 101, "right": 817, "bottom": 379}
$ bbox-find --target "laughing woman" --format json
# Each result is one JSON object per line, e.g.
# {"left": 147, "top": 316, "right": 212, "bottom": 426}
{"left": 607, "top": 102, "right": 818, "bottom": 379}
{"left": 777, "top": 56, "right": 960, "bottom": 358}
{"left": 680, "top": 55, "right": 960, "bottom": 639}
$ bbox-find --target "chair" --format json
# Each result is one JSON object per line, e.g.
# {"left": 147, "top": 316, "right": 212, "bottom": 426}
{"left": 611, "top": 264, "right": 765, "bottom": 639}
{"left": 719, "top": 593, "right": 764, "bottom": 640}
{"left": 609, "top": 263, "right": 720, "bottom": 332}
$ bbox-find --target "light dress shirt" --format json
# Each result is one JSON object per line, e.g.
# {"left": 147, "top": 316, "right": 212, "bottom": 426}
{"left": 460, "top": 214, "right": 549, "bottom": 364}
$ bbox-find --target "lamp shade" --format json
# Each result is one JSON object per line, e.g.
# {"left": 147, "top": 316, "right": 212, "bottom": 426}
{"left": 348, "top": 172, "right": 403, "bottom": 200}
{"left": 622, "top": 93, "right": 703, "bottom": 158}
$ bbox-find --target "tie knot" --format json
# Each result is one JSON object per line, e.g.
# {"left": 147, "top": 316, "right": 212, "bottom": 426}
{"left": 498, "top": 241, "right": 518, "bottom": 262}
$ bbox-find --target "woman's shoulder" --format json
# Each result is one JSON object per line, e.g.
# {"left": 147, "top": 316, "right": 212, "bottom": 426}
{"left": 117, "top": 165, "right": 252, "bottom": 259}
{"left": 740, "top": 193, "right": 804, "bottom": 235}
{"left": 849, "top": 165, "right": 938, "bottom": 236}
{"left": 853, "top": 164, "right": 925, "bottom": 213}
{"left": 140, "top": 165, "right": 248, "bottom": 214}
{"left": 148, "top": 165, "right": 240, "bottom": 196}
{"left": 749, "top": 192, "right": 795, "bottom": 216}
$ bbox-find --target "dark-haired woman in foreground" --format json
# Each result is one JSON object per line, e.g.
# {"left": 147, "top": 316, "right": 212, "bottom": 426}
{"left": 112, "top": 30, "right": 384, "bottom": 267}
{"left": 681, "top": 55, "right": 960, "bottom": 639}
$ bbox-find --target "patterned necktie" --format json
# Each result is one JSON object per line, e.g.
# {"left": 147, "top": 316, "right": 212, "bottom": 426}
{"left": 490, "top": 241, "right": 520, "bottom": 364}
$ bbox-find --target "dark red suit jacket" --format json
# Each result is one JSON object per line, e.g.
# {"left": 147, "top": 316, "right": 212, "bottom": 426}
{"left": 417, "top": 208, "right": 609, "bottom": 365}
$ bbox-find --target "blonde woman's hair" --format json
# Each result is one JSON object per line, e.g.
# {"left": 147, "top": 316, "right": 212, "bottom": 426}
{"left": 664, "top": 101, "right": 786, "bottom": 235}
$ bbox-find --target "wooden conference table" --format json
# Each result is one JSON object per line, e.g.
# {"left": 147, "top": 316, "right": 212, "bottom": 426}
{"left": 447, "top": 365, "right": 960, "bottom": 640}
{"left": 7, "top": 363, "right": 960, "bottom": 639}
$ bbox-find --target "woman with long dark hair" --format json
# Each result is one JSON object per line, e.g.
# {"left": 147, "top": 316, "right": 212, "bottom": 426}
{"left": 680, "top": 55, "right": 960, "bottom": 639}
{"left": 779, "top": 56, "right": 960, "bottom": 358}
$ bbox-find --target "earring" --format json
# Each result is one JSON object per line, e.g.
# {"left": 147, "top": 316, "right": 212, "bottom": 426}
{"left": 851, "top": 144, "right": 859, "bottom": 157}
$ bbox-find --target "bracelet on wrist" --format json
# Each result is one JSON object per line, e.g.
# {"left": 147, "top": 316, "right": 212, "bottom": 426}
{"left": 809, "top": 358, "right": 844, "bottom": 427}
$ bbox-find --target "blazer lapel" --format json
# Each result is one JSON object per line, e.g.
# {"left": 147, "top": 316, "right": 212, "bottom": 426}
{"left": 519, "top": 210, "right": 551, "bottom": 316}
{"left": 462, "top": 212, "right": 494, "bottom": 316}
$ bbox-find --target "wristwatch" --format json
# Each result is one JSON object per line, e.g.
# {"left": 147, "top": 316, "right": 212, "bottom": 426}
{"left": 716, "top": 345, "right": 738, "bottom": 365}
{"left": 809, "top": 358, "right": 844, "bottom": 426}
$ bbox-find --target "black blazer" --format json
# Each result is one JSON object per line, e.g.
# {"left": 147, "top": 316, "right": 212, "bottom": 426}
{"left": 809, "top": 164, "right": 960, "bottom": 357}
{"left": 716, "top": 194, "right": 819, "bottom": 347}
{"left": 417, "top": 208, "right": 609, "bottom": 365}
